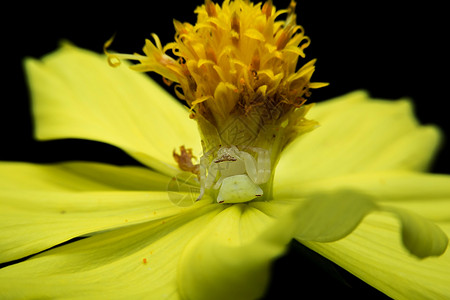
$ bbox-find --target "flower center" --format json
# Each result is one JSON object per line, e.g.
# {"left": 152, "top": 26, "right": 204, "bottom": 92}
{"left": 105, "top": 0, "right": 327, "bottom": 204}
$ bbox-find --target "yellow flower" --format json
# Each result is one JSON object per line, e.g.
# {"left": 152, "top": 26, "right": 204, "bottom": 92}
{"left": 0, "top": 1, "right": 449, "bottom": 299}
{"left": 105, "top": 0, "right": 328, "bottom": 204}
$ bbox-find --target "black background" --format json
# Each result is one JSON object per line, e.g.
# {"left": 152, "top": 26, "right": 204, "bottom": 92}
{"left": 2, "top": 1, "right": 449, "bottom": 298}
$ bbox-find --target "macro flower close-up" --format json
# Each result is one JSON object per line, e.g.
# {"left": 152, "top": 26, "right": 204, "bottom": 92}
{"left": 2, "top": 0, "right": 450, "bottom": 299}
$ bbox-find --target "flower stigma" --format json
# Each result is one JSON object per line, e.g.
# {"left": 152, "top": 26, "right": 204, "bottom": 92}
{"left": 105, "top": 0, "right": 328, "bottom": 204}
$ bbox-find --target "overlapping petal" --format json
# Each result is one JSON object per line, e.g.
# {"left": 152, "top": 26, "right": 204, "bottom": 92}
{"left": 291, "top": 190, "right": 378, "bottom": 242}
{"left": 268, "top": 188, "right": 448, "bottom": 258}
{"left": 275, "top": 170, "right": 450, "bottom": 242}
{"left": 384, "top": 206, "right": 449, "bottom": 258}
{"left": 0, "top": 162, "right": 206, "bottom": 263}
{"left": 25, "top": 43, "right": 201, "bottom": 176}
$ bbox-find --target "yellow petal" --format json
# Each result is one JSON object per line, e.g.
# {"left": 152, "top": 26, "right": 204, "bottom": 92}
{"left": 0, "top": 162, "right": 206, "bottom": 263}
{"left": 0, "top": 205, "right": 219, "bottom": 299}
{"left": 384, "top": 206, "right": 449, "bottom": 258}
{"left": 0, "top": 190, "right": 210, "bottom": 264}
{"left": 25, "top": 43, "right": 201, "bottom": 176}
{"left": 276, "top": 91, "right": 441, "bottom": 183}
{"left": 177, "top": 203, "right": 298, "bottom": 300}
{"left": 0, "top": 161, "right": 170, "bottom": 191}
{"left": 293, "top": 190, "right": 377, "bottom": 242}
{"left": 244, "top": 28, "right": 266, "bottom": 41}
{"left": 275, "top": 173, "right": 449, "bottom": 257}
{"left": 302, "top": 213, "right": 450, "bottom": 300}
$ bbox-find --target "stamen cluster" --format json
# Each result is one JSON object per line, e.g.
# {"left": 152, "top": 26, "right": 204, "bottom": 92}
{"left": 106, "top": 0, "right": 326, "bottom": 153}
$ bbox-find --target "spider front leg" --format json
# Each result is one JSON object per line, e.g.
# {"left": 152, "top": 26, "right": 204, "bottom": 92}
{"left": 253, "top": 147, "right": 271, "bottom": 184}
{"left": 241, "top": 147, "right": 271, "bottom": 185}
{"left": 197, "top": 154, "right": 208, "bottom": 201}
{"left": 197, "top": 155, "right": 220, "bottom": 201}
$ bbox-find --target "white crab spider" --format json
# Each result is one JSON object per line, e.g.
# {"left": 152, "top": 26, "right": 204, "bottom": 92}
{"left": 197, "top": 145, "right": 271, "bottom": 204}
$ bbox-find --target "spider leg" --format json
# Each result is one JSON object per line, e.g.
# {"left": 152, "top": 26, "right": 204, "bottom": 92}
{"left": 197, "top": 145, "right": 221, "bottom": 200}
{"left": 240, "top": 151, "right": 258, "bottom": 183}
{"left": 197, "top": 154, "right": 208, "bottom": 200}
{"left": 205, "top": 163, "right": 219, "bottom": 188}
{"left": 245, "top": 147, "right": 271, "bottom": 184}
